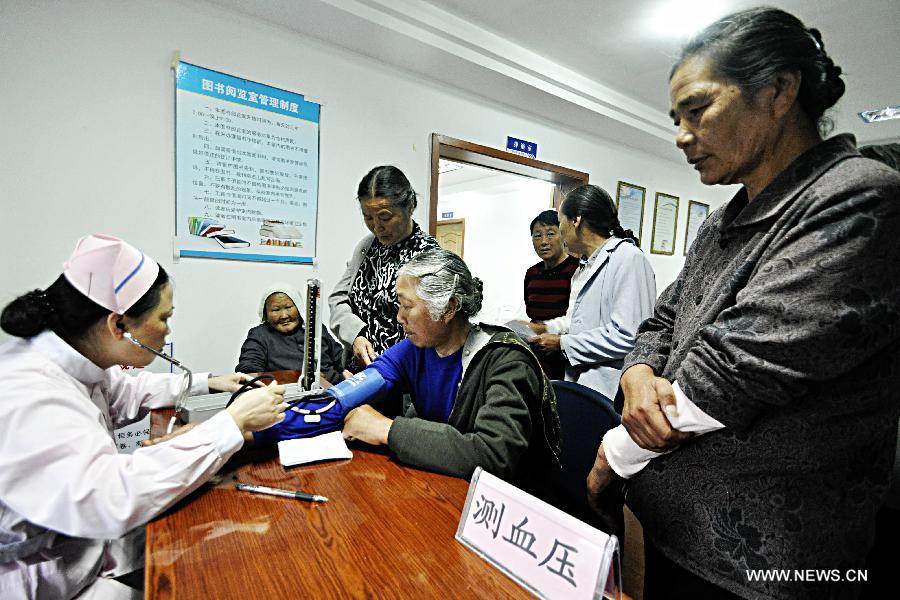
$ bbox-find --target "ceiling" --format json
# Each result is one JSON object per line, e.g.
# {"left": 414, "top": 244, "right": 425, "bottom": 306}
{"left": 210, "top": 0, "right": 900, "bottom": 161}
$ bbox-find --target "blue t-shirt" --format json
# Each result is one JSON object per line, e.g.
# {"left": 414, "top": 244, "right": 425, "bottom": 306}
{"left": 369, "top": 339, "right": 463, "bottom": 422}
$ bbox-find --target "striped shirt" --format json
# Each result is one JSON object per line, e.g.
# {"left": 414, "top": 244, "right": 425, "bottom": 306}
{"left": 523, "top": 255, "right": 579, "bottom": 380}
{"left": 524, "top": 255, "right": 579, "bottom": 321}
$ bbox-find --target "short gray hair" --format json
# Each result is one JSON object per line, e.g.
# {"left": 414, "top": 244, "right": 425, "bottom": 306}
{"left": 398, "top": 249, "right": 483, "bottom": 321}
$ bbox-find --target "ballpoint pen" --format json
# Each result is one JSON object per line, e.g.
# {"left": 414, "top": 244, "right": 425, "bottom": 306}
{"left": 235, "top": 483, "right": 328, "bottom": 503}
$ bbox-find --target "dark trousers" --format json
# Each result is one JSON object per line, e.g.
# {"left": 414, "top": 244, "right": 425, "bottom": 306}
{"left": 643, "top": 537, "right": 744, "bottom": 600}
{"left": 861, "top": 505, "right": 900, "bottom": 599}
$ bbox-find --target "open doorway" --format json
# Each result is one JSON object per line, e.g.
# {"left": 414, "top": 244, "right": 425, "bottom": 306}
{"left": 429, "top": 134, "right": 589, "bottom": 324}
{"left": 437, "top": 161, "right": 557, "bottom": 322}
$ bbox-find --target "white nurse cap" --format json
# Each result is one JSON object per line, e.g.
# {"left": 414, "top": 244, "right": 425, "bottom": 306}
{"left": 63, "top": 234, "right": 160, "bottom": 314}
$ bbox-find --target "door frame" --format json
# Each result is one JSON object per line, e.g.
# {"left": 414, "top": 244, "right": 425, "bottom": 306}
{"left": 428, "top": 134, "right": 589, "bottom": 236}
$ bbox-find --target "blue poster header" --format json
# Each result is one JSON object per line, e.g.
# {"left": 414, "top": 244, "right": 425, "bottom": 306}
{"left": 175, "top": 61, "right": 320, "bottom": 123}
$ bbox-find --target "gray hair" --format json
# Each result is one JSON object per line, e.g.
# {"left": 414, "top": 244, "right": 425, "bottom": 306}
{"left": 398, "top": 249, "right": 483, "bottom": 321}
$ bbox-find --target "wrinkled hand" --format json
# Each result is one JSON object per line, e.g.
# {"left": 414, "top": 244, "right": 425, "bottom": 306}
{"left": 141, "top": 423, "right": 198, "bottom": 447}
{"left": 527, "top": 321, "right": 547, "bottom": 335}
{"left": 342, "top": 405, "right": 392, "bottom": 445}
{"left": 527, "top": 333, "right": 561, "bottom": 354}
{"left": 208, "top": 372, "right": 262, "bottom": 393}
{"left": 620, "top": 364, "right": 691, "bottom": 451}
{"left": 586, "top": 444, "right": 618, "bottom": 515}
{"left": 225, "top": 381, "right": 287, "bottom": 434}
{"left": 352, "top": 336, "right": 377, "bottom": 367}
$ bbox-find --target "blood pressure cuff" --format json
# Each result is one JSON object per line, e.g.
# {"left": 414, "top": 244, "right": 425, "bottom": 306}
{"left": 253, "top": 369, "right": 388, "bottom": 445}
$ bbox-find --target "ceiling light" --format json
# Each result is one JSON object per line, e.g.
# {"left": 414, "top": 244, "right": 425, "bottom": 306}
{"left": 859, "top": 105, "right": 900, "bottom": 123}
{"left": 648, "top": 0, "right": 730, "bottom": 39}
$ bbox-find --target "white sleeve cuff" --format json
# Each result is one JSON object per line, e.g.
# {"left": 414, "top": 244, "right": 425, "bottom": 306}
{"left": 198, "top": 410, "right": 245, "bottom": 457}
{"left": 189, "top": 373, "right": 210, "bottom": 396}
{"left": 544, "top": 315, "right": 570, "bottom": 335}
{"left": 667, "top": 381, "right": 725, "bottom": 433}
{"left": 603, "top": 425, "right": 661, "bottom": 479}
{"left": 602, "top": 381, "right": 726, "bottom": 479}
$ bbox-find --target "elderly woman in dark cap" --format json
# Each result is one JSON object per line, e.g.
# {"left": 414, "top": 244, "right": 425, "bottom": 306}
{"left": 236, "top": 283, "right": 343, "bottom": 384}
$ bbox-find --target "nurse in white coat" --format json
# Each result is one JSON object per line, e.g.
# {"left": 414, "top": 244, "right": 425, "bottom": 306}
{"left": 0, "top": 234, "right": 287, "bottom": 599}
{"left": 529, "top": 184, "right": 656, "bottom": 398}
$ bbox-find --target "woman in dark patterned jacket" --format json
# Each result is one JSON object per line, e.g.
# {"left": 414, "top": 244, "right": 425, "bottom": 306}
{"left": 586, "top": 7, "right": 900, "bottom": 600}
{"left": 328, "top": 166, "right": 440, "bottom": 377}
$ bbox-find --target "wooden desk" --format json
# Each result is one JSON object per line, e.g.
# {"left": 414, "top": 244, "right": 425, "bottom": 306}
{"left": 145, "top": 372, "right": 527, "bottom": 598}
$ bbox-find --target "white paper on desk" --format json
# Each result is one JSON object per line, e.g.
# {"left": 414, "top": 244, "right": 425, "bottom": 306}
{"left": 278, "top": 431, "right": 353, "bottom": 467}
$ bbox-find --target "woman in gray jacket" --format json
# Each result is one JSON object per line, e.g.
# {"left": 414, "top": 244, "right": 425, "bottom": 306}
{"left": 529, "top": 184, "right": 656, "bottom": 398}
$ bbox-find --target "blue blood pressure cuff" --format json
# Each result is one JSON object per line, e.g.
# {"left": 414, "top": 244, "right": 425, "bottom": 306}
{"left": 253, "top": 369, "right": 388, "bottom": 445}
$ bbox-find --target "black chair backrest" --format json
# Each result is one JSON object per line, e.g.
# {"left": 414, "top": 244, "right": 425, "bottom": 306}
{"left": 550, "top": 380, "right": 621, "bottom": 520}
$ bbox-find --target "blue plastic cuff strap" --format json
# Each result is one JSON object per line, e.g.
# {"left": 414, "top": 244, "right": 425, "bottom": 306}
{"left": 253, "top": 368, "right": 390, "bottom": 445}
{"left": 326, "top": 368, "right": 388, "bottom": 411}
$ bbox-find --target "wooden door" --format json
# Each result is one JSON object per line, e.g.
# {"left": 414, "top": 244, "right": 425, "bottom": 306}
{"left": 435, "top": 218, "right": 465, "bottom": 257}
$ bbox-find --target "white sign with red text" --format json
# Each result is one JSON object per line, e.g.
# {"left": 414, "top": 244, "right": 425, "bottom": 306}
{"left": 456, "top": 468, "right": 620, "bottom": 599}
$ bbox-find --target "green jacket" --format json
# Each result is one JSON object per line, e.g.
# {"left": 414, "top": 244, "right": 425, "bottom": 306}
{"left": 387, "top": 324, "right": 561, "bottom": 493}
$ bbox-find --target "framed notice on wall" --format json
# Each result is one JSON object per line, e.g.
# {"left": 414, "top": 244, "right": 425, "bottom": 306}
{"left": 615, "top": 181, "right": 646, "bottom": 246}
{"left": 174, "top": 61, "right": 321, "bottom": 263}
{"left": 684, "top": 200, "right": 710, "bottom": 255}
{"left": 650, "top": 192, "right": 679, "bottom": 255}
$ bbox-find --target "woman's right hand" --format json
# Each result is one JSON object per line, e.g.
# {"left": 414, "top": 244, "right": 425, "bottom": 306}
{"left": 620, "top": 364, "right": 690, "bottom": 451}
{"left": 225, "top": 381, "right": 287, "bottom": 434}
{"left": 527, "top": 321, "right": 547, "bottom": 334}
{"left": 352, "top": 336, "right": 377, "bottom": 367}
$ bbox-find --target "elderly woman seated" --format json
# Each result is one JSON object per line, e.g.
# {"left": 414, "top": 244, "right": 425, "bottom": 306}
{"left": 255, "top": 250, "right": 560, "bottom": 492}
{"left": 236, "top": 283, "right": 343, "bottom": 384}
{"left": 342, "top": 249, "right": 561, "bottom": 491}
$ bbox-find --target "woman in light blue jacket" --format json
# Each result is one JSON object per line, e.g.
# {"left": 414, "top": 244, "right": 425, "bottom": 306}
{"left": 529, "top": 185, "right": 656, "bottom": 398}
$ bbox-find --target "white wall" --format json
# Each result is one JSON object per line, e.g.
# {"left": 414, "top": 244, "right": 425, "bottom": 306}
{"left": 0, "top": 0, "right": 735, "bottom": 372}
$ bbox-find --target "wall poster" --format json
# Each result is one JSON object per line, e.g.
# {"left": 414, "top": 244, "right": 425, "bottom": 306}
{"left": 174, "top": 61, "right": 321, "bottom": 263}
{"left": 615, "top": 181, "right": 646, "bottom": 246}
{"left": 650, "top": 192, "right": 679, "bottom": 255}
{"left": 684, "top": 200, "right": 710, "bottom": 256}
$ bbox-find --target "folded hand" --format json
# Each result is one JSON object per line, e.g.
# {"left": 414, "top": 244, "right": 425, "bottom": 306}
{"left": 620, "top": 364, "right": 691, "bottom": 451}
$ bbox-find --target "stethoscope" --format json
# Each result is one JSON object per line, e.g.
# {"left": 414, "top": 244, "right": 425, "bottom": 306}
{"left": 121, "top": 330, "right": 193, "bottom": 433}
{"left": 121, "top": 329, "right": 339, "bottom": 431}
{"left": 231, "top": 375, "right": 337, "bottom": 423}
{"left": 287, "top": 391, "right": 336, "bottom": 423}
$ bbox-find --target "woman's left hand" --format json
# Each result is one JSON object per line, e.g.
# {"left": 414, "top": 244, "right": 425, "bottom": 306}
{"left": 527, "top": 333, "right": 561, "bottom": 354}
{"left": 342, "top": 405, "right": 393, "bottom": 445}
{"left": 586, "top": 444, "right": 619, "bottom": 515}
{"left": 208, "top": 373, "right": 258, "bottom": 393}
